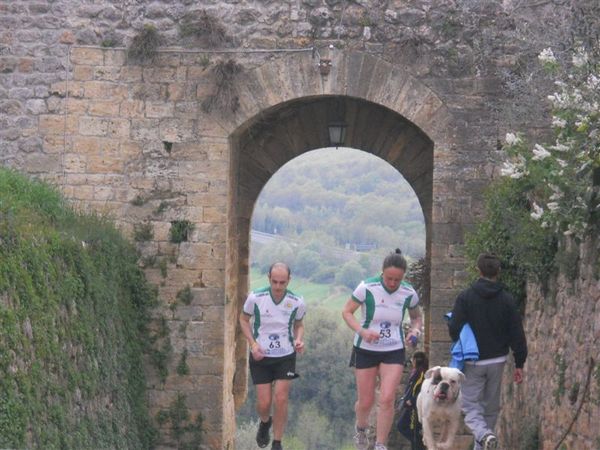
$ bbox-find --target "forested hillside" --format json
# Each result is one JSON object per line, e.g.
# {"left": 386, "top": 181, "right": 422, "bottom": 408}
{"left": 252, "top": 148, "right": 425, "bottom": 258}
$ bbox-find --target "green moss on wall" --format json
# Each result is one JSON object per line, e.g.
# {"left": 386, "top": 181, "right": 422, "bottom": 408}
{"left": 0, "top": 168, "right": 157, "bottom": 449}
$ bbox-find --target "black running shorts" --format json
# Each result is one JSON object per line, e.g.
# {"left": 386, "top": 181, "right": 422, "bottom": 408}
{"left": 249, "top": 353, "right": 298, "bottom": 385}
{"left": 349, "top": 346, "right": 405, "bottom": 369}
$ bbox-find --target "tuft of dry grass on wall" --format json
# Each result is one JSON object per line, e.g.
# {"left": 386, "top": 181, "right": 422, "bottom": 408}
{"left": 128, "top": 24, "right": 162, "bottom": 63}
{"left": 201, "top": 59, "right": 243, "bottom": 114}
{"left": 179, "top": 10, "right": 231, "bottom": 48}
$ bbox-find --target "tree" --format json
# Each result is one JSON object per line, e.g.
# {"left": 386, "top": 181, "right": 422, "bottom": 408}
{"left": 335, "top": 260, "right": 365, "bottom": 289}
{"left": 292, "top": 403, "right": 335, "bottom": 450}
{"left": 294, "top": 249, "right": 321, "bottom": 279}
{"left": 255, "top": 240, "right": 296, "bottom": 273}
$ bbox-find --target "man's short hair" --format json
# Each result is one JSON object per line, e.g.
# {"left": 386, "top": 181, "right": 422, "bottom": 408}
{"left": 268, "top": 262, "right": 291, "bottom": 277}
{"left": 477, "top": 253, "right": 501, "bottom": 278}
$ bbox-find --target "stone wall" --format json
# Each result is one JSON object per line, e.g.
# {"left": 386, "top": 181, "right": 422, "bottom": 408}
{"left": 1, "top": 1, "right": 596, "bottom": 448}
{"left": 498, "top": 238, "right": 600, "bottom": 449}
{"left": 3, "top": 0, "right": 583, "bottom": 173}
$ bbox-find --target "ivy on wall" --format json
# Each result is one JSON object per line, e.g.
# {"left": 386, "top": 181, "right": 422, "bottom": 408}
{"left": 0, "top": 168, "right": 157, "bottom": 448}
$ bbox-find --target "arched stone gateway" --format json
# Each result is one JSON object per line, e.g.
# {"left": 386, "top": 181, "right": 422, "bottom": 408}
{"left": 11, "top": 46, "right": 483, "bottom": 448}
{"left": 224, "top": 50, "right": 464, "bottom": 448}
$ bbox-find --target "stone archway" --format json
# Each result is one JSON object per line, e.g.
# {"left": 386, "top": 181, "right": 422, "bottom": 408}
{"left": 28, "top": 44, "right": 472, "bottom": 448}
{"left": 222, "top": 49, "right": 458, "bottom": 447}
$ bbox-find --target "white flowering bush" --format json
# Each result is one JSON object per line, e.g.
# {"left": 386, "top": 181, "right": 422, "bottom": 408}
{"left": 466, "top": 45, "right": 599, "bottom": 300}
{"left": 502, "top": 45, "right": 599, "bottom": 240}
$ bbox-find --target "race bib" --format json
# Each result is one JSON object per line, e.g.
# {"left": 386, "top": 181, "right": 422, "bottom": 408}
{"left": 375, "top": 321, "right": 400, "bottom": 346}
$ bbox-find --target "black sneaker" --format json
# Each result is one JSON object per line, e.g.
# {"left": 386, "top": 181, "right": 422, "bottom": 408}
{"left": 256, "top": 417, "right": 272, "bottom": 448}
{"left": 271, "top": 440, "right": 283, "bottom": 450}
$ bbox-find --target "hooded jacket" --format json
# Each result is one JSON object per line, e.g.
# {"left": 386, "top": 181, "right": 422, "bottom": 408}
{"left": 448, "top": 278, "right": 527, "bottom": 368}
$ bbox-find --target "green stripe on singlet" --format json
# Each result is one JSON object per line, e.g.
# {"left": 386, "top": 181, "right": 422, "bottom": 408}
{"left": 356, "top": 289, "right": 376, "bottom": 348}
{"left": 288, "top": 308, "right": 298, "bottom": 345}
{"left": 399, "top": 295, "right": 413, "bottom": 341}
{"left": 253, "top": 303, "right": 261, "bottom": 339}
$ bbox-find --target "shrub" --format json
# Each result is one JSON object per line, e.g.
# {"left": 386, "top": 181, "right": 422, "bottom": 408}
{"left": 467, "top": 45, "right": 600, "bottom": 301}
{"left": 201, "top": 59, "right": 242, "bottom": 114}
{"left": 179, "top": 10, "right": 230, "bottom": 48}
{"left": 294, "top": 249, "right": 321, "bottom": 279}
{"left": 133, "top": 221, "right": 154, "bottom": 242}
{"left": 0, "top": 168, "right": 157, "bottom": 448}
{"left": 128, "top": 24, "right": 161, "bottom": 63}
{"left": 335, "top": 260, "right": 365, "bottom": 289}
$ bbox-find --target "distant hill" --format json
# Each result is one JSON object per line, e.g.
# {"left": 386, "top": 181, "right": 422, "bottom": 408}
{"left": 251, "top": 147, "right": 426, "bottom": 259}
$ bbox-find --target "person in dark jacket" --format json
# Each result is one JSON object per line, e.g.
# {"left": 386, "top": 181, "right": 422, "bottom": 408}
{"left": 447, "top": 253, "right": 527, "bottom": 450}
{"left": 397, "top": 351, "right": 428, "bottom": 450}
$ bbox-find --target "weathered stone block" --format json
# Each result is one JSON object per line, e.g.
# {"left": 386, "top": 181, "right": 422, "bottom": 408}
{"left": 119, "top": 100, "right": 145, "bottom": 118}
{"left": 70, "top": 47, "right": 104, "bottom": 65}
{"left": 84, "top": 80, "right": 126, "bottom": 99}
{"left": 38, "top": 114, "right": 78, "bottom": 135}
{"left": 103, "top": 49, "right": 126, "bottom": 66}
{"left": 18, "top": 57, "right": 34, "bottom": 73}
{"left": 79, "top": 116, "right": 109, "bottom": 136}
{"left": 93, "top": 65, "right": 121, "bottom": 81}
{"left": 143, "top": 67, "right": 178, "bottom": 83}
{"left": 130, "top": 118, "right": 160, "bottom": 141}
{"left": 65, "top": 98, "right": 88, "bottom": 114}
{"left": 201, "top": 269, "right": 225, "bottom": 288}
{"left": 120, "top": 66, "right": 142, "bottom": 82}
{"left": 106, "top": 118, "right": 130, "bottom": 138}
{"left": 88, "top": 100, "right": 120, "bottom": 117}
{"left": 158, "top": 118, "right": 194, "bottom": 142}
{"left": 186, "top": 193, "right": 227, "bottom": 208}
{"left": 42, "top": 135, "right": 68, "bottom": 154}
{"left": 146, "top": 101, "right": 174, "bottom": 118}
{"left": 176, "top": 242, "right": 214, "bottom": 270}
{"left": 203, "top": 206, "right": 226, "bottom": 223}
{"left": 63, "top": 153, "right": 86, "bottom": 173}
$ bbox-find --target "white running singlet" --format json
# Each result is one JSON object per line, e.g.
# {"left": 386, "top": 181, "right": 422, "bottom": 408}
{"left": 243, "top": 287, "right": 307, "bottom": 357}
{"left": 352, "top": 275, "right": 419, "bottom": 351}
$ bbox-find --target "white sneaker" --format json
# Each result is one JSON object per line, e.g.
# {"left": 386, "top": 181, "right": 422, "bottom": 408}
{"left": 353, "top": 426, "right": 369, "bottom": 450}
{"left": 374, "top": 444, "right": 388, "bottom": 450}
{"left": 482, "top": 433, "right": 498, "bottom": 450}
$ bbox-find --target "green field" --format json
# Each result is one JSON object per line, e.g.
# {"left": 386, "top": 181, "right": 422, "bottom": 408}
{"left": 249, "top": 267, "right": 349, "bottom": 312}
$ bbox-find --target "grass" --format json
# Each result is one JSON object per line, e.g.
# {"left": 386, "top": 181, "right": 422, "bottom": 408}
{"left": 249, "top": 267, "right": 349, "bottom": 313}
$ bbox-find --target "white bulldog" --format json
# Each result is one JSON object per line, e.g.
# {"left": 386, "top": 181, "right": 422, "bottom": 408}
{"left": 416, "top": 366, "right": 465, "bottom": 450}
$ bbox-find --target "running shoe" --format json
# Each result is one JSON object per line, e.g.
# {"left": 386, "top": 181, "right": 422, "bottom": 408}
{"left": 256, "top": 417, "right": 272, "bottom": 448}
{"left": 353, "top": 425, "right": 370, "bottom": 450}
{"left": 271, "top": 440, "right": 283, "bottom": 450}
{"left": 374, "top": 444, "right": 388, "bottom": 450}
{"left": 482, "top": 432, "right": 498, "bottom": 450}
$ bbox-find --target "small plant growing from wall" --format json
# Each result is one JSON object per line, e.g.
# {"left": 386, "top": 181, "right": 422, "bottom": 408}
{"left": 176, "top": 285, "right": 194, "bottom": 305}
{"left": 176, "top": 348, "right": 190, "bottom": 376}
{"left": 153, "top": 201, "right": 169, "bottom": 216}
{"left": 133, "top": 221, "right": 154, "bottom": 242}
{"left": 158, "top": 258, "right": 168, "bottom": 278}
{"left": 149, "top": 316, "right": 172, "bottom": 384}
{"left": 128, "top": 24, "right": 162, "bottom": 63}
{"left": 200, "top": 54, "right": 210, "bottom": 69}
{"left": 170, "top": 220, "right": 195, "bottom": 243}
{"left": 179, "top": 10, "right": 230, "bottom": 48}
{"left": 100, "top": 31, "right": 122, "bottom": 48}
{"left": 201, "top": 59, "right": 242, "bottom": 114}
{"left": 157, "top": 394, "right": 203, "bottom": 448}
{"left": 131, "top": 194, "right": 146, "bottom": 206}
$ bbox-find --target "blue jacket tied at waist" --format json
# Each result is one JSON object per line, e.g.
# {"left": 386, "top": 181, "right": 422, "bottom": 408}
{"left": 445, "top": 312, "right": 479, "bottom": 370}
